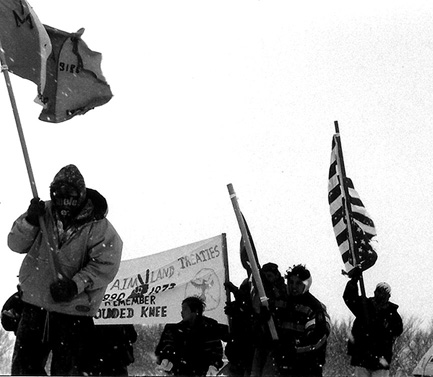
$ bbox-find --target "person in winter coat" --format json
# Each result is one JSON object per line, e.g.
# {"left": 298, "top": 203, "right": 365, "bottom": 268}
{"left": 272, "top": 264, "right": 330, "bottom": 377}
{"left": 7, "top": 164, "right": 123, "bottom": 376}
{"left": 343, "top": 270, "right": 403, "bottom": 377}
{"left": 261, "top": 262, "right": 288, "bottom": 313}
{"left": 92, "top": 324, "right": 138, "bottom": 376}
{"left": 223, "top": 277, "right": 256, "bottom": 376}
{"left": 155, "top": 296, "right": 228, "bottom": 376}
{"left": 224, "top": 262, "right": 289, "bottom": 377}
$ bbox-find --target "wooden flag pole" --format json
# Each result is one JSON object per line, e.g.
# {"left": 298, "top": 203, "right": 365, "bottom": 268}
{"left": 227, "top": 183, "right": 279, "bottom": 341}
{"left": 0, "top": 39, "right": 61, "bottom": 280}
{"left": 333, "top": 121, "right": 367, "bottom": 297}
{"left": 220, "top": 233, "right": 233, "bottom": 331}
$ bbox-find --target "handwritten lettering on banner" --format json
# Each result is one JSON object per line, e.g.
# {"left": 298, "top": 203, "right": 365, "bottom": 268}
{"left": 94, "top": 234, "right": 228, "bottom": 325}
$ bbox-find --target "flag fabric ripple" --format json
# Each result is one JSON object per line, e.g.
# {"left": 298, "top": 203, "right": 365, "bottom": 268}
{"left": 38, "top": 26, "right": 113, "bottom": 123}
{"left": 328, "top": 136, "right": 378, "bottom": 276}
{"left": 0, "top": 0, "right": 52, "bottom": 96}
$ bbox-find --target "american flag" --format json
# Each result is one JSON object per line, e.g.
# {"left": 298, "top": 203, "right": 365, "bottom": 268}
{"left": 328, "top": 135, "right": 378, "bottom": 276}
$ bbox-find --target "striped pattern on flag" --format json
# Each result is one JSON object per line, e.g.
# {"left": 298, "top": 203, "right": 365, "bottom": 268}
{"left": 328, "top": 136, "right": 377, "bottom": 275}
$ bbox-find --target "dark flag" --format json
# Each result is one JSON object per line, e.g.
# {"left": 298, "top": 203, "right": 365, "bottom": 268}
{"left": 38, "top": 26, "right": 113, "bottom": 123}
{"left": 239, "top": 213, "right": 260, "bottom": 277}
{"left": 0, "top": 0, "right": 52, "bottom": 96}
{"left": 328, "top": 135, "right": 378, "bottom": 277}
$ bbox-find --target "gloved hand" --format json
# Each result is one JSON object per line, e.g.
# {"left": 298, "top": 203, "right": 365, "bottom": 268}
{"left": 224, "top": 302, "right": 237, "bottom": 317}
{"left": 50, "top": 277, "right": 78, "bottom": 302}
{"left": 224, "top": 281, "right": 238, "bottom": 294}
{"left": 206, "top": 365, "right": 219, "bottom": 376}
{"left": 156, "top": 359, "right": 173, "bottom": 372}
{"left": 259, "top": 306, "right": 272, "bottom": 323}
{"left": 349, "top": 266, "right": 362, "bottom": 281}
{"left": 1, "top": 309, "right": 21, "bottom": 333}
{"left": 25, "top": 197, "right": 46, "bottom": 226}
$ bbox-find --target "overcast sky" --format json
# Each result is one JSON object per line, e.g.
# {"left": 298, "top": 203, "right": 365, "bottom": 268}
{"left": 1, "top": 0, "right": 433, "bottom": 328}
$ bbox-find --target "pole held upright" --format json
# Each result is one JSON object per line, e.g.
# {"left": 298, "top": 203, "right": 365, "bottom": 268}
{"left": 334, "top": 121, "right": 367, "bottom": 297}
{"left": 0, "top": 37, "right": 61, "bottom": 280}
{"left": 227, "top": 183, "right": 279, "bottom": 340}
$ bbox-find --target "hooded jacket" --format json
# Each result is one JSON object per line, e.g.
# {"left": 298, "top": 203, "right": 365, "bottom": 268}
{"left": 8, "top": 166, "right": 123, "bottom": 317}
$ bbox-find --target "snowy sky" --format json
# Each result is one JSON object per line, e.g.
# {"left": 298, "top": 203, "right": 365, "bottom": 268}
{"left": 1, "top": 0, "right": 433, "bottom": 328}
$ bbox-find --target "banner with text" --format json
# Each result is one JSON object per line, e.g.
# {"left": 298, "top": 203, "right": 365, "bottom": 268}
{"left": 95, "top": 234, "right": 229, "bottom": 325}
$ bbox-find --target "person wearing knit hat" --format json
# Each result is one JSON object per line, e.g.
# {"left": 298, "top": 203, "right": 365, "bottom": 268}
{"left": 268, "top": 264, "right": 330, "bottom": 376}
{"left": 343, "top": 272, "right": 403, "bottom": 377}
{"left": 49, "top": 164, "right": 87, "bottom": 223}
{"left": 7, "top": 164, "right": 123, "bottom": 376}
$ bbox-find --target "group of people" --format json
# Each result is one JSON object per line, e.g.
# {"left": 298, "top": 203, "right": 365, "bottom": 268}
{"left": 0, "top": 164, "right": 403, "bottom": 377}
{"left": 221, "top": 263, "right": 332, "bottom": 377}
{"left": 155, "top": 262, "right": 403, "bottom": 377}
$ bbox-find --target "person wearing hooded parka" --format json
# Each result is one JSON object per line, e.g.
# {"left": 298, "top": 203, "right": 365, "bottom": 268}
{"left": 7, "top": 164, "right": 123, "bottom": 375}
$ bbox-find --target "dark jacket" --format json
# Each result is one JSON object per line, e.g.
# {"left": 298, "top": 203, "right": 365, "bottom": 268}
{"left": 155, "top": 316, "right": 226, "bottom": 376}
{"left": 273, "top": 291, "right": 330, "bottom": 375}
{"left": 224, "top": 278, "right": 256, "bottom": 375}
{"left": 343, "top": 279, "right": 403, "bottom": 370}
{"left": 93, "top": 324, "right": 138, "bottom": 376}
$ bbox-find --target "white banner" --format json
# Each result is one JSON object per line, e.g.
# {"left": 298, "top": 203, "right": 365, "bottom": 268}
{"left": 94, "top": 234, "right": 229, "bottom": 325}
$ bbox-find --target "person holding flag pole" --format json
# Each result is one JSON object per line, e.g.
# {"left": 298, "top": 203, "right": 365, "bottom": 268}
{"left": 330, "top": 121, "right": 374, "bottom": 295}
{"left": 0, "top": 0, "right": 62, "bottom": 281}
{"left": 7, "top": 164, "right": 123, "bottom": 375}
{"left": 328, "top": 120, "right": 375, "bottom": 321}
{"left": 227, "top": 184, "right": 279, "bottom": 339}
{"left": 328, "top": 122, "right": 403, "bottom": 376}
{"left": 227, "top": 185, "right": 330, "bottom": 376}
{"left": 227, "top": 184, "right": 279, "bottom": 376}
{"left": 1, "top": 2, "right": 123, "bottom": 374}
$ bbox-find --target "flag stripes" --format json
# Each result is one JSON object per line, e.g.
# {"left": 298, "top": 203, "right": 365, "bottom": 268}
{"left": 328, "top": 135, "right": 377, "bottom": 275}
{"left": 347, "top": 180, "right": 376, "bottom": 236}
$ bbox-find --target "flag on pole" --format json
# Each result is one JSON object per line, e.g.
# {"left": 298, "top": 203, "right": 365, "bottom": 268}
{"left": 328, "top": 135, "right": 378, "bottom": 276}
{"left": 38, "top": 26, "right": 113, "bottom": 123}
{"left": 0, "top": 0, "right": 52, "bottom": 96}
{"left": 239, "top": 213, "right": 260, "bottom": 277}
{"left": 239, "top": 212, "right": 265, "bottom": 306}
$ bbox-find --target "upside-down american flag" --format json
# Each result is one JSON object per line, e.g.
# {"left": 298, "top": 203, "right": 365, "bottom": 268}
{"left": 328, "top": 134, "right": 378, "bottom": 277}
